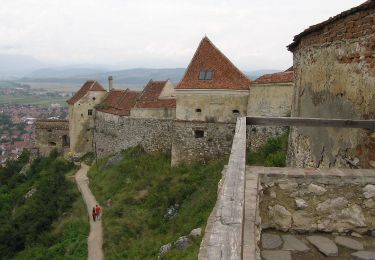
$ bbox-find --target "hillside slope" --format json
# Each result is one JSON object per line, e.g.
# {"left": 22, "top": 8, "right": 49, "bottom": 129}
{"left": 88, "top": 147, "right": 225, "bottom": 259}
{"left": 0, "top": 151, "right": 89, "bottom": 259}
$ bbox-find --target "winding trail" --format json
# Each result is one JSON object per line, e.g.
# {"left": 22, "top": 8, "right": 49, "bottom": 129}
{"left": 75, "top": 163, "right": 104, "bottom": 260}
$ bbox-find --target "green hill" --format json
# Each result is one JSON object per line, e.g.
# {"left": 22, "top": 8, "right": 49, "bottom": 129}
{"left": 88, "top": 147, "right": 225, "bottom": 259}
{"left": 0, "top": 151, "right": 89, "bottom": 260}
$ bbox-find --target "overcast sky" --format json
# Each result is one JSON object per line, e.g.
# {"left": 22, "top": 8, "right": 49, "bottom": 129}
{"left": 0, "top": 0, "right": 364, "bottom": 70}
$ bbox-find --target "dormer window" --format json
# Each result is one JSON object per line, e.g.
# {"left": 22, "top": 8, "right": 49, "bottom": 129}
{"left": 199, "top": 70, "right": 213, "bottom": 80}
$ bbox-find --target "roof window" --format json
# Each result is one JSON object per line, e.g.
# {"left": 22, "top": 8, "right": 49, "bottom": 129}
{"left": 199, "top": 70, "right": 213, "bottom": 80}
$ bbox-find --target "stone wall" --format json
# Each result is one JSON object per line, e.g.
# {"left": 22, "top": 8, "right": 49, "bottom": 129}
{"left": 35, "top": 119, "right": 69, "bottom": 156}
{"left": 171, "top": 120, "right": 236, "bottom": 165}
{"left": 130, "top": 107, "right": 175, "bottom": 119}
{"left": 247, "top": 83, "right": 293, "bottom": 117}
{"left": 289, "top": 6, "right": 375, "bottom": 168}
{"left": 69, "top": 90, "right": 107, "bottom": 155}
{"left": 246, "top": 83, "right": 293, "bottom": 152}
{"left": 258, "top": 167, "right": 375, "bottom": 235}
{"left": 94, "top": 111, "right": 174, "bottom": 158}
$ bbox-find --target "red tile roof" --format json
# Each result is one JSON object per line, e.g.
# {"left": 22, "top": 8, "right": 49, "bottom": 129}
{"left": 176, "top": 37, "right": 251, "bottom": 90}
{"left": 96, "top": 89, "right": 141, "bottom": 116}
{"left": 67, "top": 80, "right": 106, "bottom": 105}
{"left": 288, "top": 0, "right": 375, "bottom": 51}
{"left": 254, "top": 71, "right": 294, "bottom": 84}
{"left": 134, "top": 80, "right": 176, "bottom": 109}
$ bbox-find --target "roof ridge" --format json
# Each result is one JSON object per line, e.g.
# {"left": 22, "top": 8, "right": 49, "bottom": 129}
{"left": 202, "top": 37, "right": 252, "bottom": 83}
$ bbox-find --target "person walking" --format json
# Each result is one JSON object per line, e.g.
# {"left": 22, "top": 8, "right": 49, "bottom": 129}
{"left": 92, "top": 207, "right": 96, "bottom": 222}
{"left": 95, "top": 204, "right": 101, "bottom": 221}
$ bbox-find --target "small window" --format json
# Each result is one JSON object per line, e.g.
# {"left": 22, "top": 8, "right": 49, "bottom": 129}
{"left": 87, "top": 128, "right": 91, "bottom": 132}
{"left": 198, "top": 70, "right": 213, "bottom": 80}
{"left": 233, "top": 109, "right": 240, "bottom": 114}
{"left": 194, "top": 130, "right": 204, "bottom": 138}
{"left": 92, "top": 97, "right": 96, "bottom": 101}
{"left": 81, "top": 113, "right": 83, "bottom": 117}
{"left": 48, "top": 141, "right": 56, "bottom": 146}
{"left": 196, "top": 108, "right": 202, "bottom": 113}
{"left": 47, "top": 129, "right": 52, "bottom": 133}
{"left": 199, "top": 71, "right": 206, "bottom": 80}
{"left": 88, "top": 109, "right": 93, "bottom": 116}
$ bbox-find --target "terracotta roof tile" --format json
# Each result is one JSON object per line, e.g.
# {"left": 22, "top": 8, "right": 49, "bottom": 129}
{"left": 288, "top": 0, "right": 375, "bottom": 51}
{"left": 176, "top": 37, "right": 251, "bottom": 90}
{"left": 96, "top": 89, "right": 141, "bottom": 116}
{"left": 254, "top": 71, "right": 294, "bottom": 84}
{"left": 135, "top": 80, "right": 176, "bottom": 109}
{"left": 67, "top": 80, "right": 106, "bottom": 105}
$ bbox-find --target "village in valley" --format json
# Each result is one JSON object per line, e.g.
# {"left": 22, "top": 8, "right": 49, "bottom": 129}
{"left": 0, "top": 0, "right": 374, "bottom": 259}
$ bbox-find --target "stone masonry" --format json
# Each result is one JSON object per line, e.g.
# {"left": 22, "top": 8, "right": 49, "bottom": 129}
{"left": 288, "top": 2, "right": 375, "bottom": 168}
{"left": 94, "top": 111, "right": 173, "bottom": 158}
{"left": 35, "top": 119, "right": 69, "bottom": 156}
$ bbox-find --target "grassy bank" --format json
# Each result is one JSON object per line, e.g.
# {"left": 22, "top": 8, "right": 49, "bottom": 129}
{"left": 88, "top": 147, "right": 225, "bottom": 259}
{"left": 0, "top": 151, "right": 89, "bottom": 259}
{"left": 247, "top": 131, "right": 289, "bottom": 167}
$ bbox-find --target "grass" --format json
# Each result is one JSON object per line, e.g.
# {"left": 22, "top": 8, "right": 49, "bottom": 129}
{"left": 88, "top": 147, "right": 225, "bottom": 259}
{"left": 13, "top": 168, "right": 89, "bottom": 260}
{"left": 247, "top": 131, "right": 289, "bottom": 167}
{"left": 0, "top": 95, "right": 68, "bottom": 106}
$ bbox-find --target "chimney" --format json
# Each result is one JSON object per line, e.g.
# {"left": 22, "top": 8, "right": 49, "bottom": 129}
{"left": 108, "top": 76, "right": 113, "bottom": 91}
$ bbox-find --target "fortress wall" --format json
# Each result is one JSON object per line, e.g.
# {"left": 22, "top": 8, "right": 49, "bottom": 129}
{"left": 35, "top": 120, "right": 69, "bottom": 156}
{"left": 130, "top": 107, "right": 175, "bottom": 119}
{"left": 246, "top": 83, "right": 293, "bottom": 151}
{"left": 288, "top": 7, "right": 375, "bottom": 168}
{"left": 94, "top": 111, "right": 174, "bottom": 158}
{"left": 171, "top": 120, "right": 236, "bottom": 165}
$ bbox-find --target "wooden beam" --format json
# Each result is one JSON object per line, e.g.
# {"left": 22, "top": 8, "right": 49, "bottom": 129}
{"left": 246, "top": 116, "right": 375, "bottom": 129}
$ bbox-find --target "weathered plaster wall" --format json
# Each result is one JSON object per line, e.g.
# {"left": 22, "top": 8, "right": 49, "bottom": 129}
{"left": 171, "top": 121, "right": 235, "bottom": 165}
{"left": 94, "top": 111, "right": 173, "bottom": 158}
{"left": 246, "top": 83, "right": 293, "bottom": 151}
{"left": 35, "top": 120, "right": 69, "bottom": 156}
{"left": 159, "top": 80, "right": 175, "bottom": 98}
{"left": 289, "top": 8, "right": 375, "bottom": 168}
{"left": 175, "top": 90, "right": 248, "bottom": 123}
{"left": 130, "top": 107, "right": 175, "bottom": 119}
{"left": 69, "top": 91, "right": 106, "bottom": 154}
{"left": 247, "top": 83, "right": 293, "bottom": 117}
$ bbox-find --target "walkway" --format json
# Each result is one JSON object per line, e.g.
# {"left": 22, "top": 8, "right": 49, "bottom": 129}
{"left": 75, "top": 163, "right": 104, "bottom": 260}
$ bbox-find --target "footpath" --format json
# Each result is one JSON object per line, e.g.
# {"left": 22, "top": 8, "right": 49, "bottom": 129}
{"left": 75, "top": 163, "right": 104, "bottom": 260}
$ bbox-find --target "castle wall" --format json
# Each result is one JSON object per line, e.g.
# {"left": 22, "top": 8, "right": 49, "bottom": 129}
{"left": 130, "top": 107, "right": 175, "bottom": 119}
{"left": 94, "top": 111, "right": 173, "bottom": 158}
{"left": 35, "top": 120, "right": 69, "bottom": 156}
{"left": 288, "top": 7, "right": 375, "bottom": 168}
{"left": 176, "top": 90, "right": 248, "bottom": 123}
{"left": 69, "top": 91, "right": 106, "bottom": 155}
{"left": 171, "top": 121, "right": 236, "bottom": 165}
{"left": 246, "top": 83, "right": 293, "bottom": 151}
{"left": 247, "top": 83, "right": 293, "bottom": 117}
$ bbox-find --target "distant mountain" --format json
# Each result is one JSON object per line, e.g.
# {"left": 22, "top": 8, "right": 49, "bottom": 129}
{"left": 19, "top": 67, "right": 282, "bottom": 88}
{"left": 20, "top": 68, "right": 187, "bottom": 88}
{"left": 26, "top": 68, "right": 108, "bottom": 78}
{"left": 244, "top": 69, "right": 282, "bottom": 80}
{"left": 0, "top": 54, "right": 45, "bottom": 78}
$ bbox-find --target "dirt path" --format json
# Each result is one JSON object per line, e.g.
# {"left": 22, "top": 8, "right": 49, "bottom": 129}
{"left": 75, "top": 163, "right": 104, "bottom": 260}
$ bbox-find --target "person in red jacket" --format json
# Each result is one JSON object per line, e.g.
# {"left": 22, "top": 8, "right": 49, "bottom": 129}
{"left": 92, "top": 207, "right": 96, "bottom": 222}
{"left": 95, "top": 204, "right": 101, "bottom": 221}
